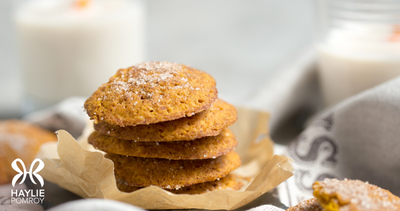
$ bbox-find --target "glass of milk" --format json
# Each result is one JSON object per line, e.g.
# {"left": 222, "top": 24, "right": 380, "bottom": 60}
{"left": 14, "top": 0, "right": 145, "bottom": 112}
{"left": 316, "top": 0, "right": 400, "bottom": 106}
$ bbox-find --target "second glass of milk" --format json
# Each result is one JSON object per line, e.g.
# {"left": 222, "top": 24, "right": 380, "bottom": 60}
{"left": 316, "top": 0, "right": 400, "bottom": 107}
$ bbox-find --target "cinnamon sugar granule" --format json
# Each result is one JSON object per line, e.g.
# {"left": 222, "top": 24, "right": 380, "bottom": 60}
{"left": 110, "top": 61, "right": 189, "bottom": 93}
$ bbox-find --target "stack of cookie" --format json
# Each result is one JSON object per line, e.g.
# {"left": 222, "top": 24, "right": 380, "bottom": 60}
{"left": 84, "top": 61, "right": 242, "bottom": 194}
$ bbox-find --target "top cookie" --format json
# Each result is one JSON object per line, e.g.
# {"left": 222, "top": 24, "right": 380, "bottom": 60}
{"left": 313, "top": 178, "right": 400, "bottom": 211}
{"left": 84, "top": 61, "right": 218, "bottom": 127}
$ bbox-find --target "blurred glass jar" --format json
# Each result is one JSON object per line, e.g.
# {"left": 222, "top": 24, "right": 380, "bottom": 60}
{"left": 13, "top": 0, "right": 145, "bottom": 112}
{"left": 316, "top": 0, "right": 400, "bottom": 106}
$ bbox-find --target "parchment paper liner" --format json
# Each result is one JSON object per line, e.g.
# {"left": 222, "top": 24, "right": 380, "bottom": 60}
{"left": 37, "top": 107, "right": 293, "bottom": 210}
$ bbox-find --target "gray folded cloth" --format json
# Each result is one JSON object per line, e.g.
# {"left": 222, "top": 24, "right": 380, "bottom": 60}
{"left": 276, "top": 76, "right": 400, "bottom": 208}
{"left": 23, "top": 97, "right": 88, "bottom": 138}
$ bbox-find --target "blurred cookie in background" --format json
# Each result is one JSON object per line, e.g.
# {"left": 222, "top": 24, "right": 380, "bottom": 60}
{"left": 0, "top": 120, "right": 56, "bottom": 185}
{"left": 313, "top": 178, "right": 400, "bottom": 211}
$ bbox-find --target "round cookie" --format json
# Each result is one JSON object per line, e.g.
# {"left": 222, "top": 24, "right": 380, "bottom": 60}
{"left": 286, "top": 198, "right": 322, "bottom": 211}
{"left": 116, "top": 174, "right": 243, "bottom": 194}
{"left": 105, "top": 151, "right": 241, "bottom": 189}
{"left": 0, "top": 120, "right": 56, "bottom": 185}
{"left": 84, "top": 61, "right": 218, "bottom": 127}
{"left": 94, "top": 99, "right": 237, "bottom": 142}
{"left": 313, "top": 178, "right": 400, "bottom": 211}
{"left": 89, "top": 129, "right": 237, "bottom": 160}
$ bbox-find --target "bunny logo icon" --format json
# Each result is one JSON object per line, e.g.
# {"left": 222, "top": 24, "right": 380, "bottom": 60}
{"left": 11, "top": 158, "right": 45, "bottom": 187}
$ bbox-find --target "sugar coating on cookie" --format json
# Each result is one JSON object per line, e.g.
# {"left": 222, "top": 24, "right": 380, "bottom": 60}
{"left": 94, "top": 98, "right": 237, "bottom": 142}
{"left": 106, "top": 151, "right": 241, "bottom": 189}
{"left": 313, "top": 178, "right": 400, "bottom": 211}
{"left": 116, "top": 174, "right": 243, "bottom": 194}
{"left": 84, "top": 61, "right": 218, "bottom": 127}
{"left": 286, "top": 198, "right": 322, "bottom": 211}
{"left": 89, "top": 129, "right": 237, "bottom": 160}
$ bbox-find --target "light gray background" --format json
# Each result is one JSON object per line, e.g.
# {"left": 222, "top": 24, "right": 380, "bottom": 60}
{"left": 0, "top": 0, "right": 315, "bottom": 119}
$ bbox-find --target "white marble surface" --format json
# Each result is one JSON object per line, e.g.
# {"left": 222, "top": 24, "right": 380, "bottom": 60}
{"left": 0, "top": 0, "right": 315, "bottom": 118}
